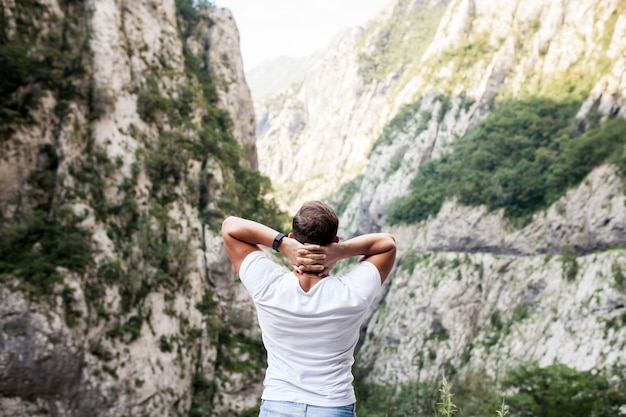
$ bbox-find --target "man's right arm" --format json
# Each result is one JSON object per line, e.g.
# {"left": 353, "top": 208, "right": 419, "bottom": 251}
{"left": 302, "top": 233, "right": 396, "bottom": 283}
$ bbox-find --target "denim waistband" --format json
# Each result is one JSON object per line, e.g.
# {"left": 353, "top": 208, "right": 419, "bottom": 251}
{"left": 259, "top": 400, "right": 356, "bottom": 417}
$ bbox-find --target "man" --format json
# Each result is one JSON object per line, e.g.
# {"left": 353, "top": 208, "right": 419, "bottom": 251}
{"left": 221, "top": 201, "right": 396, "bottom": 417}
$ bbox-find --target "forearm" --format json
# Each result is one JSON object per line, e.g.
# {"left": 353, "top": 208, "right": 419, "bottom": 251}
{"left": 221, "top": 216, "right": 303, "bottom": 272}
{"left": 334, "top": 233, "right": 396, "bottom": 261}
{"left": 222, "top": 216, "right": 279, "bottom": 249}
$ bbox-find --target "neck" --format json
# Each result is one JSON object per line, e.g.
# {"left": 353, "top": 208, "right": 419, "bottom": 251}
{"left": 297, "top": 271, "right": 322, "bottom": 280}
{"left": 295, "top": 271, "right": 323, "bottom": 292}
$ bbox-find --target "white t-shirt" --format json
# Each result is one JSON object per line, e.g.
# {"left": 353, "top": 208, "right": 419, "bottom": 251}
{"left": 239, "top": 250, "right": 382, "bottom": 407}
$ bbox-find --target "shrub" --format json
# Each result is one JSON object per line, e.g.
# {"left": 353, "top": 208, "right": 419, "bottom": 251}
{"left": 354, "top": 376, "right": 439, "bottom": 417}
{"left": 0, "top": 209, "right": 92, "bottom": 295}
{"left": 327, "top": 175, "right": 363, "bottom": 218}
{"left": 502, "top": 363, "right": 626, "bottom": 417}
{"left": 355, "top": 363, "right": 625, "bottom": 417}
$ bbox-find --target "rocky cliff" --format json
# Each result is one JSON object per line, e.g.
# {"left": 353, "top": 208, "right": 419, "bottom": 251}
{"left": 254, "top": 0, "right": 626, "bottom": 404}
{"left": 0, "top": 1, "right": 271, "bottom": 415}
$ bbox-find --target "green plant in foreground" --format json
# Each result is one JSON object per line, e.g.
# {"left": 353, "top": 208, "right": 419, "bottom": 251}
{"left": 437, "top": 376, "right": 458, "bottom": 417}
{"left": 496, "top": 399, "right": 510, "bottom": 417}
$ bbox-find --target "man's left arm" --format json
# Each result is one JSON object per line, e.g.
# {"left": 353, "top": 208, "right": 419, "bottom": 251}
{"left": 221, "top": 216, "right": 322, "bottom": 274}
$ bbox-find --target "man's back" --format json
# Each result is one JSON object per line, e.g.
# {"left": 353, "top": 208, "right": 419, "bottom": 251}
{"left": 240, "top": 251, "right": 381, "bottom": 406}
{"left": 221, "top": 204, "right": 396, "bottom": 414}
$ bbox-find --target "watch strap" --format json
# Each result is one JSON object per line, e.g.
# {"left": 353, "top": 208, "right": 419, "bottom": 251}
{"left": 272, "top": 233, "right": 286, "bottom": 252}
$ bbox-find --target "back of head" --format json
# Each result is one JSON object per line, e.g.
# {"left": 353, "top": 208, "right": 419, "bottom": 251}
{"left": 292, "top": 201, "right": 339, "bottom": 246}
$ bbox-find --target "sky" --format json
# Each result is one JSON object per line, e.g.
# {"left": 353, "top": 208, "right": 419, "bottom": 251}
{"left": 213, "top": 0, "right": 392, "bottom": 72}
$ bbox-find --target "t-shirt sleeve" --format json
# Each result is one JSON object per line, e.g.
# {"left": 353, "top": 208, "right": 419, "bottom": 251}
{"left": 341, "top": 261, "right": 382, "bottom": 303}
{"left": 239, "top": 251, "right": 288, "bottom": 300}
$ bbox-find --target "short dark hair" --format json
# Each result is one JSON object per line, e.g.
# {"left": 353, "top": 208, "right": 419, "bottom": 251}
{"left": 292, "top": 201, "right": 338, "bottom": 245}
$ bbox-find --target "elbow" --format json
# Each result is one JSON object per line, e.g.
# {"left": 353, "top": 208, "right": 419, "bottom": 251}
{"left": 388, "top": 234, "right": 397, "bottom": 259}
{"left": 221, "top": 216, "right": 237, "bottom": 237}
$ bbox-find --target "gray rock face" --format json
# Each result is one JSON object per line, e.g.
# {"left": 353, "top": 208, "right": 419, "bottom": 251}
{"left": 254, "top": 25, "right": 395, "bottom": 213}
{"left": 0, "top": 286, "right": 105, "bottom": 416}
{"left": 358, "top": 243, "right": 626, "bottom": 384}
{"left": 351, "top": 0, "right": 626, "bottom": 384}
{"left": 0, "top": 1, "right": 261, "bottom": 416}
{"left": 206, "top": 8, "right": 258, "bottom": 170}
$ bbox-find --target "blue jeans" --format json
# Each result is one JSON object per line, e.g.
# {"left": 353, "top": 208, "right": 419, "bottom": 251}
{"left": 259, "top": 400, "right": 356, "bottom": 417}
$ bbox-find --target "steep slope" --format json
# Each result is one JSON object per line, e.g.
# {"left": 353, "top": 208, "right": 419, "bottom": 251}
{"left": 246, "top": 52, "right": 323, "bottom": 102}
{"left": 344, "top": 0, "right": 626, "bottom": 405}
{"left": 0, "top": 1, "right": 279, "bottom": 415}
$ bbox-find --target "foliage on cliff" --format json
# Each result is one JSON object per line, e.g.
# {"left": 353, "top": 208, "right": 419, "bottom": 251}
{"left": 0, "top": 0, "right": 94, "bottom": 292}
{"left": 0, "top": 1, "right": 275, "bottom": 415}
{"left": 388, "top": 97, "right": 626, "bottom": 227}
{"left": 358, "top": 0, "right": 449, "bottom": 84}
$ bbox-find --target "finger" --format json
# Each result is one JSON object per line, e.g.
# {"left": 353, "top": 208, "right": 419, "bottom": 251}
{"left": 297, "top": 253, "right": 326, "bottom": 261}
{"left": 302, "top": 244, "right": 326, "bottom": 252}
{"left": 299, "top": 264, "right": 325, "bottom": 272}
{"left": 297, "top": 248, "right": 326, "bottom": 256}
{"left": 302, "top": 243, "right": 321, "bottom": 249}
{"left": 296, "top": 256, "right": 326, "bottom": 265}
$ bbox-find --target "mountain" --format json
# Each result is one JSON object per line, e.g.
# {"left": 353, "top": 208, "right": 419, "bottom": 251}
{"left": 246, "top": 53, "right": 323, "bottom": 102}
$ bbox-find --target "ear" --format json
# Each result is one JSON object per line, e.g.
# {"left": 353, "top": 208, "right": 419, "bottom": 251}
{"left": 334, "top": 236, "right": 340, "bottom": 243}
{"left": 288, "top": 232, "right": 295, "bottom": 238}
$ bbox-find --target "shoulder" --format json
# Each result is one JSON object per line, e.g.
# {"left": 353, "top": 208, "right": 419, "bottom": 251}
{"left": 345, "top": 261, "right": 381, "bottom": 280}
{"left": 338, "top": 261, "right": 382, "bottom": 298}
{"left": 239, "top": 251, "right": 289, "bottom": 297}
{"left": 240, "top": 251, "right": 269, "bottom": 274}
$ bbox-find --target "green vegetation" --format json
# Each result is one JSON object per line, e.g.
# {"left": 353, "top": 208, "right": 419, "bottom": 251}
{"left": 561, "top": 254, "right": 580, "bottom": 282}
{"left": 439, "top": 32, "right": 494, "bottom": 74}
{"left": 355, "top": 363, "right": 626, "bottom": 417}
{"left": 358, "top": 1, "right": 448, "bottom": 83}
{"left": 355, "top": 372, "right": 439, "bottom": 417}
{"left": 0, "top": 0, "right": 93, "bottom": 139}
{"left": 373, "top": 97, "right": 426, "bottom": 149}
{"left": 327, "top": 175, "right": 363, "bottom": 217}
{"left": 189, "top": 371, "right": 217, "bottom": 417}
{"left": 0, "top": 0, "right": 94, "bottom": 296}
{"left": 612, "top": 261, "right": 626, "bottom": 292}
{"left": 0, "top": 141, "right": 92, "bottom": 296}
{"left": 216, "top": 327, "right": 266, "bottom": 374}
{"left": 502, "top": 363, "right": 626, "bottom": 417}
{"left": 389, "top": 97, "right": 626, "bottom": 227}
{"left": 0, "top": 208, "right": 92, "bottom": 294}
{"left": 398, "top": 252, "right": 430, "bottom": 275}
{"left": 175, "top": 0, "right": 286, "bottom": 230}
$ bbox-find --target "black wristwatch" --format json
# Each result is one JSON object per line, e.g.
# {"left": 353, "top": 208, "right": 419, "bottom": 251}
{"left": 272, "top": 233, "right": 286, "bottom": 252}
